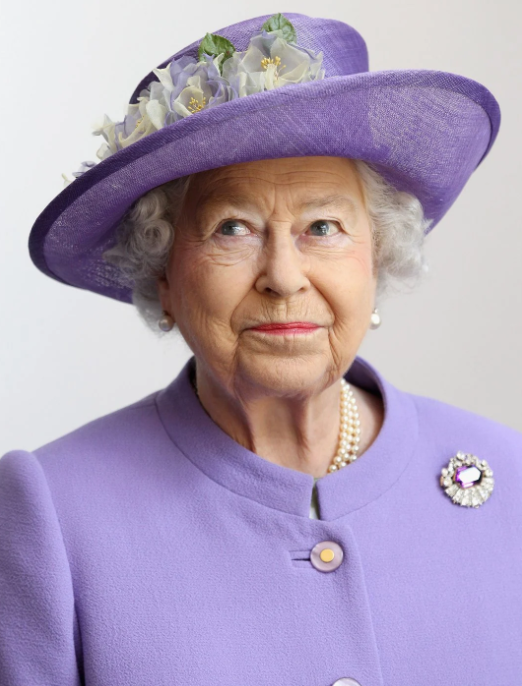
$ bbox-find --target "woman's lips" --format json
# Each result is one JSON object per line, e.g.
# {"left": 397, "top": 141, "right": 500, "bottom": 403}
{"left": 248, "top": 322, "right": 321, "bottom": 334}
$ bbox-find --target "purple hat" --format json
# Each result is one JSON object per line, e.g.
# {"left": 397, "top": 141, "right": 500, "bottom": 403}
{"left": 28, "top": 12, "right": 501, "bottom": 304}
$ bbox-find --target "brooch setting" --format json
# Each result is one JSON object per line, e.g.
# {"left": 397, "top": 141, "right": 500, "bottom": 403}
{"left": 440, "top": 451, "right": 494, "bottom": 508}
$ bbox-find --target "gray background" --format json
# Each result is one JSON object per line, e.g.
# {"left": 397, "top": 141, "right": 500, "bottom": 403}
{"left": 1, "top": 0, "right": 520, "bottom": 456}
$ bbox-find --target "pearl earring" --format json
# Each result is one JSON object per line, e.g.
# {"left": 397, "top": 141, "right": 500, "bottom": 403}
{"left": 158, "top": 310, "right": 175, "bottom": 332}
{"left": 370, "top": 307, "right": 381, "bottom": 329}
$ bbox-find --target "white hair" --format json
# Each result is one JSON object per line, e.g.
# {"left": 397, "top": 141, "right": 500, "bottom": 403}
{"left": 102, "top": 159, "right": 433, "bottom": 333}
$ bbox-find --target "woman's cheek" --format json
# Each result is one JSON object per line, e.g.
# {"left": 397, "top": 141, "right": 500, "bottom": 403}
{"left": 202, "top": 236, "right": 261, "bottom": 266}
{"left": 187, "top": 260, "right": 252, "bottom": 324}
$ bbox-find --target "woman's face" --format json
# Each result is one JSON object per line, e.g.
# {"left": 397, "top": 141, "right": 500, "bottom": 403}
{"left": 158, "top": 156, "right": 377, "bottom": 396}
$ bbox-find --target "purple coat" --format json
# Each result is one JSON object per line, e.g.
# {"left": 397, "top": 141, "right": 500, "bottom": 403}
{"left": 1, "top": 355, "right": 521, "bottom": 686}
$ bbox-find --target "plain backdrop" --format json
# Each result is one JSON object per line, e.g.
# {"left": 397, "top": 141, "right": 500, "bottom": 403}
{"left": 1, "top": 0, "right": 521, "bottom": 456}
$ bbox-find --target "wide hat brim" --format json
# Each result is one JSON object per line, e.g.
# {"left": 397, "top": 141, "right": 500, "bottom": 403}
{"left": 29, "top": 18, "right": 500, "bottom": 304}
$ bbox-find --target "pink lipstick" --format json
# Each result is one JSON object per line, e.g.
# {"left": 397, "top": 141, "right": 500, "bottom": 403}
{"left": 249, "top": 322, "right": 320, "bottom": 335}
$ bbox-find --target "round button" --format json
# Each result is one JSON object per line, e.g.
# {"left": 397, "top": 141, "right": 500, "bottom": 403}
{"left": 320, "top": 548, "right": 335, "bottom": 563}
{"left": 310, "top": 540, "right": 344, "bottom": 572}
{"left": 332, "top": 678, "right": 362, "bottom": 686}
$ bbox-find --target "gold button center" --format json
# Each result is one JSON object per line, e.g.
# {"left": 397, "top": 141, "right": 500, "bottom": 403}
{"left": 319, "top": 548, "right": 335, "bottom": 563}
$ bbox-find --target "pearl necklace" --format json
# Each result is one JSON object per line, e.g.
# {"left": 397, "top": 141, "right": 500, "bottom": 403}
{"left": 190, "top": 373, "right": 361, "bottom": 475}
{"left": 330, "top": 378, "right": 361, "bottom": 472}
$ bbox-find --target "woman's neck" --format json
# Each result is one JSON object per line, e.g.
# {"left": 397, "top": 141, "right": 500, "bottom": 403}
{"left": 190, "top": 363, "right": 384, "bottom": 478}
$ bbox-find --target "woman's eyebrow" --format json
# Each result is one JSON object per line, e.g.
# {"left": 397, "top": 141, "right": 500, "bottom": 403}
{"left": 197, "top": 194, "right": 260, "bottom": 216}
{"left": 197, "top": 193, "right": 358, "bottom": 218}
{"left": 299, "top": 194, "right": 358, "bottom": 214}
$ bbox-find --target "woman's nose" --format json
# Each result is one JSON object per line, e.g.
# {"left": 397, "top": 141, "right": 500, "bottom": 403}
{"left": 254, "top": 229, "right": 310, "bottom": 297}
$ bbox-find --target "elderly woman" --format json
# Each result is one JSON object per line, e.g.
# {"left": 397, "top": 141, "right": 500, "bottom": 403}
{"left": 1, "top": 12, "right": 521, "bottom": 686}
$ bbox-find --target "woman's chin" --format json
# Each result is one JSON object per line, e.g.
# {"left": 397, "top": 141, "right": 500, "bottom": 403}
{"left": 235, "top": 353, "right": 333, "bottom": 396}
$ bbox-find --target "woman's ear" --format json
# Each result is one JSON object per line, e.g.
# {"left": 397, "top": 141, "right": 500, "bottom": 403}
{"left": 156, "top": 275, "right": 171, "bottom": 314}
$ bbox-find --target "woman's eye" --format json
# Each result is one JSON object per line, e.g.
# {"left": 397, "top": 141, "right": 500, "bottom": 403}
{"left": 218, "top": 219, "right": 250, "bottom": 236}
{"left": 308, "top": 220, "right": 339, "bottom": 237}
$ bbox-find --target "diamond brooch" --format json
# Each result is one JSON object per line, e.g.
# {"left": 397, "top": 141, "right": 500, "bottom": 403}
{"left": 440, "top": 451, "right": 494, "bottom": 508}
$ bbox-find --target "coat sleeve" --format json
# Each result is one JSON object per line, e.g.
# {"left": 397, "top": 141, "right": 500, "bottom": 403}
{"left": 0, "top": 450, "right": 82, "bottom": 685}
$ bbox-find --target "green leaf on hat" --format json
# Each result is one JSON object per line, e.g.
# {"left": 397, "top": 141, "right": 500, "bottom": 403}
{"left": 261, "top": 13, "right": 297, "bottom": 42}
{"left": 197, "top": 33, "right": 236, "bottom": 65}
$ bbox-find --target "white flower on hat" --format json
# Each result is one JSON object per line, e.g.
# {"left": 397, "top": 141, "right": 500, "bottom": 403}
{"left": 79, "top": 52, "right": 233, "bottom": 173}
{"left": 93, "top": 97, "right": 163, "bottom": 162}
{"left": 222, "top": 30, "right": 324, "bottom": 94}
{"left": 153, "top": 53, "right": 235, "bottom": 123}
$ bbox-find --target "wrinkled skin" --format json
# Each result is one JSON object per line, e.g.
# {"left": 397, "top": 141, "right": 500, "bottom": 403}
{"left": 157, "top": 156, "right": 384, "bottom": 477}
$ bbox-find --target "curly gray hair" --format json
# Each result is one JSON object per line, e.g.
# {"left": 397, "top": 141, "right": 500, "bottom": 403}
{"left": 102, "top": 159, "right": 433, "bottom": 333}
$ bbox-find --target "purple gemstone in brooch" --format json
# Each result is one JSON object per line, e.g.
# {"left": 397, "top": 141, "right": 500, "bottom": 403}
{"left": 439, "top": 451, "right": 494, "bottom": 508}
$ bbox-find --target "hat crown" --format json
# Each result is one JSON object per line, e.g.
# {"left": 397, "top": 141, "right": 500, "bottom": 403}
{"left": 129, "top": 13, "right": 369, "bottom": 104}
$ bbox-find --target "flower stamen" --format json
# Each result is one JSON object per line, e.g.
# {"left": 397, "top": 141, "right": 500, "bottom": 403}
{"left": 187, "top": 96, "right": 206, "bottom": 113}
{"left": 261, "top": 55, "right": 286, "bottom": 71}
{"left": 134, "top": 117, "right": 146, "bottom": 132}
{"left": 260, "top": 55, "right": 286, "bottom": 80}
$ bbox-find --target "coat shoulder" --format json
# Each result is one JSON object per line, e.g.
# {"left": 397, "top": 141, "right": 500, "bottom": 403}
{"left": 405, "top": 388, "right": 522, "bottom": 468}
{"left": 1, "top": 389, "right": 165, "bottom": 474}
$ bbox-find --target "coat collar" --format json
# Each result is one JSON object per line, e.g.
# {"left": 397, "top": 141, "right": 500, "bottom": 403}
{"left": 155, "top": 355, "right": 419, "bottom": 520}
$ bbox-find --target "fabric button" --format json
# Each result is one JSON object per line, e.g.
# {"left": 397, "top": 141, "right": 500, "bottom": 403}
{"left": 332, "top": 679, "right": 362, "bottom": 686}
{"left": 310, "top": 540, "right": 344, "bottom": 572}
